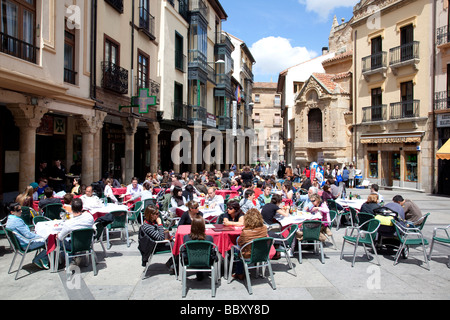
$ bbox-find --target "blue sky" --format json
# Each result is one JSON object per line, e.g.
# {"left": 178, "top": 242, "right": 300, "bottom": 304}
{"left": 221, "top": 0, "right": 358, "bottom": 82}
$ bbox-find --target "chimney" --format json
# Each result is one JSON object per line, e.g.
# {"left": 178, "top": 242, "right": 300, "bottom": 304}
{"left": 322, "top": 47, "right": 329, "bottom": 55}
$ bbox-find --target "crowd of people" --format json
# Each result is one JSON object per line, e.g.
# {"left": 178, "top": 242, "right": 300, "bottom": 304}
{"left": 4, "top": 160, "right": 424, "bottom": 280}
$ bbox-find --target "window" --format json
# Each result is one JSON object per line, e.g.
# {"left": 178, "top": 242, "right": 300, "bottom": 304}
{"left": 405, "top": 152, "right": 418, "bottom": 182}
{"left": 105, "top": 0, "right": 123, "bottom": 14}
{"left": 0, "top": 0, "right": 37, "bottom": 63}
{"left": 392, "top": 153, "right": 400, "bottom": 180}
{"left": 254, "top": 94, "right": 260, "bottom": 103}
{"left": 175, "top": 32, "right": 184, "bottom": 72}
{"left": 308, "top": 108, "right": 322, "bottom": 143}
{"left": 401, "top": 81, "right": 414, "bottom": 117}
{"left": 137, "top": 51, "right": 149, "bottom": 91}
{"left": 371, "top": 88, "right": 382, "bottom": 121}
{"left": 368, "top": 152, "right": 378, "bottom": 178}
{"left": 64, "top": 21, "right": 76, "bottom": 84}
{"left": 371, "top": 36, "right": 382, "bottom": 69}
{"left": 400, "top": 24, "right": 414, "bottom": 61}
{"left": 105, "top": 37, "right": 119, "bottom": 65}
{"left": 274, "top": 95, "right": 281, "bottom": 107}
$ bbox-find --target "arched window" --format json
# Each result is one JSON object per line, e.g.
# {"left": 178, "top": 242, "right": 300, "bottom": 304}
{"left": 308, "top": 108, "right": 322, "bottom": 142}
{"left": 307, "top": 90, "right": 318, "bottom": 102}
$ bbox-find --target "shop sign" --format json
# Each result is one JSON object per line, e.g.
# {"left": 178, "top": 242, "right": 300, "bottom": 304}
{"left": 437, "top": 114, "right": 450, "bottom": 128}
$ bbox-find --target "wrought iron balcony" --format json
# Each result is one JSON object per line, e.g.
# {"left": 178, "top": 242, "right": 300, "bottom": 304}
{"left": 390, "top": 100, "right": 420, "bottom": 120}
{"left": 218, "top": 116, "right": 231, "bottom": 131}
{"left": 101, "top": 61, "right": 129, "bottom": 94}
{"left": 437, "top": 26, "right": 449, "bottom": 46}
{"left": 435, "top": 91, "right": 450, "bottom": 111}
{"left": 362, "top": 105, "right": 387, "bottom": 122}
{"left": 105, "top": 0, "right": 124, "bottom": 13}
{"left": 139, "top": 6, "right": 156, "bottom": 40}
{"left": 362, "top": 51, "right": 387, "bottom": 79}
{"left": 389, "top": 41, "right": 419, "bottom": 70}
{"left": 0, "top": 32, "right": 38, "bottom": 64}
{"left": 173, "top": 101, "right": 188, "bottom": 122}
{"left": 189, "top": 0, "right": 209, "bottom": 22}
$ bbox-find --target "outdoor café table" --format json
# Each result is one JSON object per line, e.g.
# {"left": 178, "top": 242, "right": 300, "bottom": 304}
{"left": 89, "top": 203, "right": 129, "bottom": 221}
{"left": 215, "top": 189, "right": 240, "bottom": 199}
{"left": 336, "top": 198, "right": 366, "bottom": 210}
{"left": 173, "top": 224, "right": 243, "bottom": 280}
{"left": 34, "top": 219, "right": 66, "bottom": 273}
{"left": 276, "top": 211, "right": 316, "bottom": 228}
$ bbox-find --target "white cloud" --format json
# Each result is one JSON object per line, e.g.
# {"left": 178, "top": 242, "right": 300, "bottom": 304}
{"left": 298, "top": 0, "right": 359, "bottom": 21}
{"left": 250, "top": 36, "right": 317, "bottom": 80}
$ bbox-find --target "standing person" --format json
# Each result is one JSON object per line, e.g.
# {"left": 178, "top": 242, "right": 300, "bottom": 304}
{"left": 348, "top": 164, "right": 356, "bottom": 188}
{"left": 49, "top": 159, "right": 66, "bottom": 193}
{"left": 6, "top": 202, "right": 49, "bottom": 269}
{"left": 294, "top": 164, "right": 302, "bottom": 183}
{"left": 342, "top": 166, "right": 350, "bottom": 188}
{"left": 240, "top": 166, "right": 254, "bottom": 185}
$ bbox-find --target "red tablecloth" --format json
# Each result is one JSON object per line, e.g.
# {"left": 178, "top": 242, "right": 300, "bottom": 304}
{"left": 215, "top": 190, "right": 240, "bottom": 199}
{"left": 112, "top": 188, "right": 127, "bottom": 195}
{"left": 173, "top": 225, "right": 242, "bottom": 258}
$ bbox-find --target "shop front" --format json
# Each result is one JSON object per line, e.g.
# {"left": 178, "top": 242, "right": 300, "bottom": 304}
{"left": 362, "top": 132, "right": 424, "bottom": 191}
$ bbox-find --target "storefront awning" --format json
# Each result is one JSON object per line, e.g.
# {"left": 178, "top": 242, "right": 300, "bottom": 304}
{"left": 361, "top": 132, "right": 424, "bottom": 144}
{"left": 437, "top": 139, "right": 450, "bottom": 160}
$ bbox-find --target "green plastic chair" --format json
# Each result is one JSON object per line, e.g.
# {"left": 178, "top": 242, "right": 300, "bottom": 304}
{"left": 20, "top": 207, "right": 36, "bottom": 229}
{"left": 228, "top": 237, "right": 276, "bottom": 295}
{"left": 33, "top": 216, "right": 51, "bottom": 226}
{"left": 298, "top": 220, "right": 325, "bottom": 264}
{"left": 428, "top": 224, "right": 450, "bottom": 268}
{"left": 142, "top": 237, "right": 178, "bottom": 281}
{"left": 357, "top": 212, "right": 375, "bottom": 226}
{"left": 5, "top": 228, "right": 47, "bottom": 280}
{"left": 62, "top": 228, "right": 97, "bottom": 278}
{"left": 128, "top": 201, "right": 143, "bottom": 232}
{"left": 327, "top": 199, "right": 350, "bottom": 230}
{"left": 340, "top": 219, "right": 381, "bottom": 267}
{"left": 180, "top": 240, "right": 218, "bottom": 298}
{"left": 393, "top": 220, "right": 430, "bottom": 270}
{"left": 106, "top": 210, "right": 130, "bottom": 249}
{"left": 274, "top": 224, "right": 299, "bottom": 276}
{"left": 348, "top": 206, "right": 358, "bottom": 227}
{"left": 0, "top": 216, "right": 8, "bottom": 237}
{"left": 42, "top": 203, "right": 64, "bottom": 220}
{"left": 324, "top": 209, "right": 338, "bottom": 249}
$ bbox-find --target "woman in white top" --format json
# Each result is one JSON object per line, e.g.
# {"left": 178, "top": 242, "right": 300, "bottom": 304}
{"left": 170, "top": 186, "right": 186, "bottom": 213}
{"left": 104, "top": 178, "right": 119, "bottom": 204}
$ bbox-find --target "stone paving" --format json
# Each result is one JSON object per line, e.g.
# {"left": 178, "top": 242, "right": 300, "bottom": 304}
{"left": 0, "top": 188, "right": 449, "bottom": 301}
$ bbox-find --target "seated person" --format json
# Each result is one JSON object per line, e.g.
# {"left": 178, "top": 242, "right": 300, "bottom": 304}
{"left": 370, "top": 184, "right": 384, "bottom": 204}
{"left": 80, "top": 186, "right": 103, "bottom": 211}
{"left": 304, "top": 194, "right": 331, "bottom": 239}
{"left": 38, "top": 187, "right": 61, "bottom": 210}
{"left": 257, "top": 185, "right": 272, "bottom": 209}
{"left": 204, "top": 187, "right": 224, "bottom": 210}
{"left": 180, "top": 216, "right": 216, "bottom": 281}
{"left": 103, "top": 178, "right": 119, "bottom": 204}
{"left": 170, "top": 186, "right": 186, "bottom": 214}
{"left": 6, "top": 202, "right": 49, "bottom": 269}
{"left": 57, "top": 198, "right": 95, "bottom": 243}
{"left": 360, "top": 193, "right": 380, "bottom": 215}
{"left": 384, "top": 195, "right": 405, "bottom": 221}
{"left": 124, "top": 177, "right": 143, "bottom": 199}
{"left": 182, "top": 184, "right": 196, "bottom": 202}
{"left": 239, "top": 189, "right": 257, "bottom": 214}
{"left": 234, "top": 208, "right": 269, "bottom": 280}
{"left": 140, "top": 205, "right": 171, "bottom": 253}
{"left": 178, "top": 201, "right": 204, "bottom": 226}
{"left": 298, "top": 186, "right": 319, "bottom": 211}
{"left": 223, "top": 200, "right": 245, "bottom": 227}
{"left": 125, "top": 181, "right": 154, "bottom": 204}
{"left": 63, "top": 193, "right": 74, "bottom": 213}
{"left": 260, "top": 194, "right": 290, "bottom": 232}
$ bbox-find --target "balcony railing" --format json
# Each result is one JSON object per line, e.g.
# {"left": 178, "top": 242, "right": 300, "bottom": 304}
{"left": 362, "top": 105, "right": 387, "bottom": 122}
{"left": 175, "top": 50, "right": 186, "bottom": 72}
{"left": 390, "top": 100, "right": 420, "bottom": 120}
{"left": 173, "top": 101, "right": 188, "bottom": 122}
{"left": 101, "top": 61, "right": 129, "bottom": 94}
{"left": 389, "top": 41, "right": 420, "bottom": 66}
{"left": 139, "top": 6, "right": 156, "bottom": 40}
{"left": 362, "top": 52, "right": 387, "bottom": 73}
{"left": 135, "top": 77, "right": 160, "bottom": 103}
{"left": 0, "top": 32, "right": 38, "bottom": 64}
{"left": 189, "top": 0, "right": 209, "bottom": 22}
{"left": 105, "top": 0, "right": 124, "bottom": 13}
{"left": 216, "top": 73, "right": 231, "bottom": 91}
{"left": 437, "top": 26, "right": 449, "bottom": 46}
{"left": 188, "top": 49, "right": 207, "bottom": 70}
{"left": 435, "top": 91, "right": 450, "bottom": 111}
{"left": 64, "top": 68, "right": 77, "bottom": 84}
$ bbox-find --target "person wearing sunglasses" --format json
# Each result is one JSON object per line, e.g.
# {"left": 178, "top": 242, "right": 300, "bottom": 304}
{"left": 178, "top": 201, "right": 204, "bottom": 226}
{"left": 5, "top": 202, "right": 49, "bottom": 269}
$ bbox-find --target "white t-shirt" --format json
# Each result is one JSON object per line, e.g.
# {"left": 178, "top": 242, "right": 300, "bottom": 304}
{"left": 58, "top": 212, "right": 95, "bottom": 241}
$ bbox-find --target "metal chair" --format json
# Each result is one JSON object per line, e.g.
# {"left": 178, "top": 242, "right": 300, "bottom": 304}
{"left": 357, "top": 212, "right": 375, "bottom": 226}
{"left": 93, "top": 222, "right": 107, "bottom": 255}
{"left": 5, "top": 228, "right": 47, "bottom": 280}
{"left": 428, "top": 224, "right": 450, "bottom": 268}
{"left": 106, "top": 210, "right": 130, "bottom": 249}
{"left": 228, "top": 237, "right": 276, "bottom": 295}
{"left": 273, "top": 224, "right": 298, "bottom": 276}
{"left": 62, "top": 228, "right": 97, "bottom": 278}
{"left": 42, "top": 203, "right": 64, "bottom": 220}
{"left": 127, "top": 201, "right": 143, "bottom": 231}
{"left": 33, "top": 216, "right": 51, "bottom": 226}
{"left": 142, "top": 237, "right": 178, "bottom": 280}
{"left": 392, "top": 220, "right": 430, "bottom": 270}
{"left": 20, "top": 207, "right": 36, "bottom": 229}
{"left": 298, "top": 220, "right": 325, "bottom": 264}
{"left": 340, "top": 219, "right": 381, "bottom": 267}
{"left": 327, "top": 199, "right": 350, "bottom": 230}
{"left": 324, "top": 209, "right": 338, "bottom": 249}
{"left": 179, "top": 240, "right": 219, "bottom": 298}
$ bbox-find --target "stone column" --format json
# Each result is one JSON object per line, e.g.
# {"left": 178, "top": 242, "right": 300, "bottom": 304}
{"left": 77, "top": 111, "right": 105, "bottom": 185}
{"left": 147, "top": 122, "right": 160, "bottom": 173}
{"left": 122, "top": 116, "right": 140, "bottom": 183}
{"left": 93, "top": 111, "right": 107, "bottom": 180}
{"left": 7, "top": 104, "right": 48, "bottom": 191}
